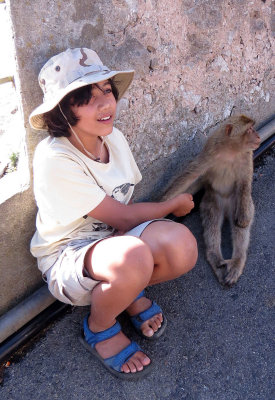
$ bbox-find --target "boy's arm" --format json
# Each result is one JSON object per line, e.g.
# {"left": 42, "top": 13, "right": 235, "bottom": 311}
{"left": 87, "top": 193, "right": 194, "bottom": 232}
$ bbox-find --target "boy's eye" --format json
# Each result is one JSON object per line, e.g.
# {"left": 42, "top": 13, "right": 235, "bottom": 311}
{"left": 90, "top": 85, "right": 112, "bottom": 99}
{"left": 91, "top": 88, "right": 112, "bottom": 96}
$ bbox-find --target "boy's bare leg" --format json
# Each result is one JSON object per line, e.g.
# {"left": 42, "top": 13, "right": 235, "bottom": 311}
{"left": 126, "top": 221, "right": 197, "bottom": 337}
{"left": 85, "top": 221, "right": 197, "bottom": 373}
{"left": 140, "top": 221, "right": 198, "bottom": 284}
{"left": 85, "top": 235, "right": 154, "bottom": 373}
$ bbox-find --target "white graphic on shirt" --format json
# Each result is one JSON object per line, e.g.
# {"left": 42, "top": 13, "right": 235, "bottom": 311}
{"left": 111, "top": 183, "right": 134, "bottom": 202}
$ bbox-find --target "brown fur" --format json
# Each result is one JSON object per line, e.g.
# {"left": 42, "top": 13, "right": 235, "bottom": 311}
{"left": 163, "top": 115, "right": 261, "bottom": 286}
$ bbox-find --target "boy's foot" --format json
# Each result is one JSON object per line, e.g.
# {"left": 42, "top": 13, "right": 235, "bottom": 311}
{"left": 87, "top": 315, "right": 151, "bottom": 374}
{"left": 126, "top": 293, "right": 166, "bottom": 339}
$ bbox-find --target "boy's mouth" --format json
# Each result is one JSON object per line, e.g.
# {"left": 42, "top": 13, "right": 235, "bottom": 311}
{"left": 98, "top": 115, "right": 112, "bottom": 122}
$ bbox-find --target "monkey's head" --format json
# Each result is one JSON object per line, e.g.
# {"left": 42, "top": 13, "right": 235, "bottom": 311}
{"left": 224, "top": 115, "right": 260, "bottom": 151}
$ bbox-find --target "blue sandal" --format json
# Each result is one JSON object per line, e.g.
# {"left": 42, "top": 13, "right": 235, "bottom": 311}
{"left": 79, "top": 315, "right": 152, "bottom": 380}
{"left": 130, "top": 291, "right": 167, "bottom": 340}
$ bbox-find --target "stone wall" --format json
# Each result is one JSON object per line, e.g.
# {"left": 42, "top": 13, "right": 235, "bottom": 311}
{"left": 0, "top": 0, "right": 274, "bottom": 314}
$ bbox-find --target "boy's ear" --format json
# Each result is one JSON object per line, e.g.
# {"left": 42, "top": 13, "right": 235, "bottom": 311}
{"left": 225, "top": 124, "right": 233, "bottom": 136}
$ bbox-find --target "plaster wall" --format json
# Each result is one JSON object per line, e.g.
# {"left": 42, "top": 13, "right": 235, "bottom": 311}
{"left": 0, "top": 0, "right": 274, "bottom": 315}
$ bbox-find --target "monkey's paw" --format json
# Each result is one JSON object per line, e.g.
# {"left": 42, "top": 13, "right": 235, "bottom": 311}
{"left": 234, "top": 217, "right": 251, "bottom": 229}
{"left": 208, "top": 259, "right": 227, "bottom": 285}
{"left": 234, "top": 209, "right": 253, "bottom": 228}
{"left": 222, "top": 258, "right": 244, "bottom": 286}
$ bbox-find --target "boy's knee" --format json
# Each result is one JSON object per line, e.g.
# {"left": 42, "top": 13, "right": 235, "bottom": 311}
{"left": 163, "top": 223, "right": 198, "bottom": 273}
{"left": 113, "top": 236, "right": 154, "bottom": 283}
{"left": 176, "top": 224, "right": 198, "bottom": 268}
{"left": 185, "top": 231, "right": 198, "bottom": 270}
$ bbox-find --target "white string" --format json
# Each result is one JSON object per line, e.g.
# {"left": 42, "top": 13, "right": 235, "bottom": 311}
{"left": 58, "top": 103, "right": 105, "bottom": 162}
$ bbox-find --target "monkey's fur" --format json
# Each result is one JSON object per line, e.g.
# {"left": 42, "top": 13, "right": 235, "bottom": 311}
{"left": 164, "top": 115, "right": 261, "bottom": 286}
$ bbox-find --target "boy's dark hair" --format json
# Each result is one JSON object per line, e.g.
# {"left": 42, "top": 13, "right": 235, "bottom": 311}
{"left": 44, "top": 79, "right": 119, "bottom": 137}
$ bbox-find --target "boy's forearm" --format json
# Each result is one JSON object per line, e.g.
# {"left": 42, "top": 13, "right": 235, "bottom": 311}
{"left": 88, "top": 193, "right": 193, "bottom": 233}
{"left": 120, "top": 198, "right": 178, "bottom": 231}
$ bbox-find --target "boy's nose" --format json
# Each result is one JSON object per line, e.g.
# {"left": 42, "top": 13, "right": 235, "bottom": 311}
{"left": 98, "top": 96, "right": 111, "bottom": 109}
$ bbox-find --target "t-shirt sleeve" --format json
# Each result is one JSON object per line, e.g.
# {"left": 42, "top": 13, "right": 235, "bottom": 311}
{"left": 34, "top": 153, "right": 106, "bottom": 226}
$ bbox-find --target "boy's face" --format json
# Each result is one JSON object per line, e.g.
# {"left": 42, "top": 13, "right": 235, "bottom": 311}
{"left": 70, "top": 80, "right": 117, "bottom": 139}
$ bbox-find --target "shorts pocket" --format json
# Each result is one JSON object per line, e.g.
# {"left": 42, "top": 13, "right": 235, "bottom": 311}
{"left": 77, "top": 275, "right": 99, "bottom": 292}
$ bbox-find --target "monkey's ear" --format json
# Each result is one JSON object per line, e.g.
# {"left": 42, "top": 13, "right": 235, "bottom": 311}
{"left": 225, "top": 124, "right": 233, "bottom": 136}
{"left": 240, "top": 115, "right": 253, "bottom": 124}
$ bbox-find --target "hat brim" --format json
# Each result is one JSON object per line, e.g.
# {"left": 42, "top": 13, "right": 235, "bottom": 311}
{"left": 29, "top": 69, "right": 134, "bottom": 130}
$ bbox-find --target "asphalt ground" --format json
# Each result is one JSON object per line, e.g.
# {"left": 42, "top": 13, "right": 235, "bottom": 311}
{"left": 0, "top": 148, "right": 274, "bottom": 400}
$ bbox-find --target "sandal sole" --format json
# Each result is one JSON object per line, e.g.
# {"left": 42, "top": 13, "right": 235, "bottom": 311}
{"left": 79, "top": 331, "right": 152, "bottom": 380}
{"left": 138, "top": 314, "right": 168, "bottom": 341}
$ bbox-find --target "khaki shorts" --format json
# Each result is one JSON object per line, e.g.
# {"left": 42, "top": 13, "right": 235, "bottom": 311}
{"left": 43, "top": 219, "right": 166, "bottom": 306}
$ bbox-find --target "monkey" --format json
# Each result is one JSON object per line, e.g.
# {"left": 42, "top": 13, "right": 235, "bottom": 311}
{"left": 163, "top": 115, "right": 261, "bottom": 286}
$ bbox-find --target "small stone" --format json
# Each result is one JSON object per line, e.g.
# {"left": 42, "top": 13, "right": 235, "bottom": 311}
{"left": 149, "top": 58, "right": 158, "bottom": 70}
{"left": 147, "top": 45, "right": 156, "bottom": 53}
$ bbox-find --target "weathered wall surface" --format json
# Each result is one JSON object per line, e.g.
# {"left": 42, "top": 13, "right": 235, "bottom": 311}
{"left": 0, "top": 0, "right": 274, "bottom": 315}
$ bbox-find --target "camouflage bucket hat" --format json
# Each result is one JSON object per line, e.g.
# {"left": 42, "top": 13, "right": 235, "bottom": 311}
{"left": 29, "top": 48, "right": 135, "bottom": 130}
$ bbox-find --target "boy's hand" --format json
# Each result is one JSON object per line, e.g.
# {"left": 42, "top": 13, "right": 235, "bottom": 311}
{"left": 172, "top": 193, "right": 195, "bottom": 217}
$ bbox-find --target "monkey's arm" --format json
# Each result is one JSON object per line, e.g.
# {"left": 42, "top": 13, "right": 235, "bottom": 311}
{"left": 234, "top": 179, "right": 254, "bottom": 228}
{"left": 162, "top": 174, "right": 202, "bottom": 200}
{"left": 162, "top": 153, "right": 212, "bottom": 200}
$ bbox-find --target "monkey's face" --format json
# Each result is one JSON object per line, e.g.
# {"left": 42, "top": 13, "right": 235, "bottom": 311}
{"left": 242, "top": 127, "right": 261, "bottom": 151}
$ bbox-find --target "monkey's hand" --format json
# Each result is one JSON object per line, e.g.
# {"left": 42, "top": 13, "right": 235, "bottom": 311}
{"left": 234, "top": 202, "right": 254, "bottom": 228}
{"left": 171, "top": 193, "right": 195, "bottom": 217}
{"left": 234, "top": 215, "right": 250, "bottom": 229}
{"left": 234, "top": 186, "right": 254, "bottom": 228}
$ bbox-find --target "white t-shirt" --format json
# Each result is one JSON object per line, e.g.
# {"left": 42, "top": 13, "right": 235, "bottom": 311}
{"left": 30, "top": 127, "right": 142, "bottom": 270}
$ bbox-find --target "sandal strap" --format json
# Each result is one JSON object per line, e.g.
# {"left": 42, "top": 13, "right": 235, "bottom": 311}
{"left": 104, "top": 341, "right": 141, "bottom": 372}
{"left": 83, "top": 315, "right": 121, "bottom": 347}
{"left": 134, "top": 290, "right": 145, "bottom": 301}
{"left": 130, "top": 301, "right": 162, "bottom": 330}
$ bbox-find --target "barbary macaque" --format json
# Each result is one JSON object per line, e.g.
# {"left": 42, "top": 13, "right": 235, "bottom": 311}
{"left": 163, "top": 115, "right": 261, "bottom": 286}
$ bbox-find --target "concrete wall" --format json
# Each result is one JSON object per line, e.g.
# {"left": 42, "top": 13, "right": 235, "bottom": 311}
{"left": 0, "top": 0, "right": 274, "bottom": 315}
